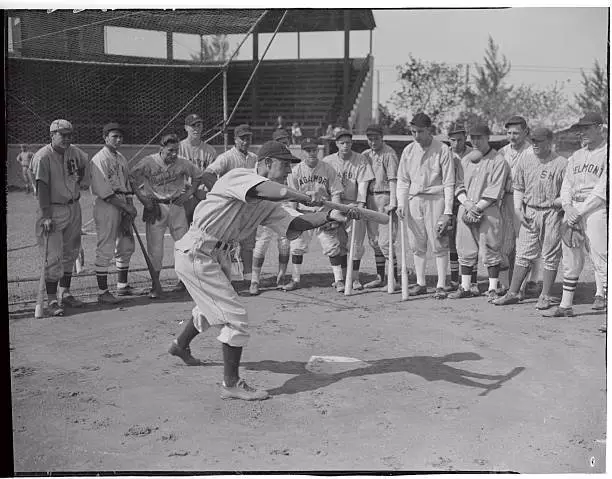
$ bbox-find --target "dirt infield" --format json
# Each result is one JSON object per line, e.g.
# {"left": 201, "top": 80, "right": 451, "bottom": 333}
{"left": 8, "top": 192, "right": 607, "bottom": 473}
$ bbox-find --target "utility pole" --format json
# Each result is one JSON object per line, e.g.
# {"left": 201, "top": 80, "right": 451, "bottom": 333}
{"left": 375, "top": 69, "right": 380, "bottom": 123}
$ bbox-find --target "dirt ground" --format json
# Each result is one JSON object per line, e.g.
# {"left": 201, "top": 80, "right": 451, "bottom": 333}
{"left": 7, "top": 190, "right": 608, "bottom": 474}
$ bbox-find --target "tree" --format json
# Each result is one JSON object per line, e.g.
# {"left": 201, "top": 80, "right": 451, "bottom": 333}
{"left": 377, "top": 104, "right": 409, "bottom": 135}
{"left": 575, "top": 60, "right": 608, "bottom": 118}
{"left": 510, "top": 82, "right": 576, "bottom": 131}
{"left": 191, "top": 34, "right": 230, "bottom": 63}
{"left": 389, "top": 55, "right": 467, "bottom": 125}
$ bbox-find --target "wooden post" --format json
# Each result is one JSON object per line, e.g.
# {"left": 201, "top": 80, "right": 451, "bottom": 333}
{"left": 343, "top": 10, "right": 351, "bottom": 119}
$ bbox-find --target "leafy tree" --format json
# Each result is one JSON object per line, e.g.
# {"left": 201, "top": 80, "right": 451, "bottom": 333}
{"left": 377, "top": 104, "right": 409, "bottom": 135}
{"left": 575, "top": 60, "right": 608, "bottom": 118}
{"left": 191, "top": 35, "right": 230, "bottom": 63}
{"left": 510, "top": 82, "right": 575, "bottom": 131}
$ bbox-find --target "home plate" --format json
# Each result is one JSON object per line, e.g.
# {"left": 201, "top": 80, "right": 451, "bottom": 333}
{"left": 305, "top": 355, "right": 371, "bottom": 375}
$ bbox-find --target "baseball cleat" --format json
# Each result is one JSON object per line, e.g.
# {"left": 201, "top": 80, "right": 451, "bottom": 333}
{"left": 171, "top": 280, "right": 187, "bottom": 293}
{"left": 249, "top": 282, "right": 260, "bottom": 296}
{"left": 168, "top": 340, "right": 203, "bottom": 366}
{"left": 333, "top": 280, "right": 345, "bottom": 293}
{"left": 432, "top": 287, "right": 447, "bottom": 299}
{"left": 281, "top": 280, "right": 300, "bottom": 292}
{"left": 592, "top": 295, "right": 607, "bottom": 311}
{"left": 116, "top": 285, "right": 135, "bottom": 296}
{"left": 98, "top": 290, "right": 122, "bottom": 304}
{"left": 47, "top": 300, "right": 65, "bottom": 317}
{"left": 448, "top": 286, "right": 475, "bottom": 299}
{"left": 470, "top": 283, "right": 481, "bottom": 296}
{"left": 534, "top": 295, "right": 560, "bottom": 310}
{"left": 443, "top": 281, "right": 460, "bottom": 293}
{"left": 486, "top": 287, "right": 506, "bottom": 303}
{"left": 408, "top": 284, "right": 427, "bottom": 296}
{"left": 59, "top": 294, "right": 86, "bottom": 308}
{"left": 148, "top": 288, "right": 162, "bottom": 299}
{"left": 493, "top": 291, "right": 520, "bottom": 306}
{"left": 220, "top": 379, "right": 270, "bottom": 401}
{"left": 352, "top": 280, "right": 364, "bottom": 291}
{"left": 364, "top": 275, "right": 384, "bottom": 289}
{"left": 542, "top": 306, "right": 575, "bottom": 318}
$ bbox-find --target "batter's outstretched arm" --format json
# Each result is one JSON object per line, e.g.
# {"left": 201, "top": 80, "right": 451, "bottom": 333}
{"left": 286, "top": 210, "right": 356, "bottom": 240}
{"left": 201, "top": 169, "right": 218, "bottom": 191}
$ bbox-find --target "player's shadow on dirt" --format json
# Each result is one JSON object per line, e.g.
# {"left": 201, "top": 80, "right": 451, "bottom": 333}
{"left": 242, "top": 352, "right": 525, "bottom": 397}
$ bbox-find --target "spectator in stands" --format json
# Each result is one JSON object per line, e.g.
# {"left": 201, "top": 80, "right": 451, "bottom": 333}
{"left": 291, "top": 122, "right": 303, "bottom": 145}
{"left": 275, "top": 115, "right": 285, "bottom": 131}
{"left": 325, "top": 124, "right": 334, "bottom": 138}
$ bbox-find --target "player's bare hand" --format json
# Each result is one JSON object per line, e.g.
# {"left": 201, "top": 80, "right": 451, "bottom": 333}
{"left": 565, "top": 205, "right": 582, "bottom": 226}
{"left": 303, "top": 190, "right": 324, "bottom": 207}
{"left": 124, "top": 204, "right": 138, "bottom": 219}
{"left": 384, "top": 204, "right": 397, "bottom": 214}
{"left": 41, "top": 218, "right": 54, "bottom": 234}
{"left": 397, "top": 206, "right": 405, "bottom": 219}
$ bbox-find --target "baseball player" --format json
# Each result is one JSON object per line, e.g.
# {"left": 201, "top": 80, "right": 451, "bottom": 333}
{"left": 32, "top": 119, "right": 89, "bottom": 315}
{"left": 168, "top": 140, "right": 359, "bottom": 400}
{"left": 283, "top": 137, "right": 344, "bottom": 291}
{"left": 360, "top": 124, "right": 400, "bottom": 289}
{"left": 89, "top": 122, "right": 139, "bottom": 304}
{"left": 544, "top": 112, "right": 608, "bottom": 317}
{"left": 203, "top": 124, "right": 259, "bottom": 285}
{"left": 130, "top": 133, "right": 204, "bottom": 298}
{"left": 249, "top": 129, "right": 293, "bottom": 295}
{"left": 448, "top": 122, "right": 510, "bottom": 302}
{"left": 447, "top": 121, "right": 475, "bottom": 292}
{"left": 179, "top": 113, "right": 218, "bottom": 227}
{"left": 397, "top": 113, "right": 455, "bottom": 299}
{"left": 493, "top": 127, "right": 567, "bottom": 309}
{"left": 322, "top": 129, "right": 375, "bottom": 291}
{"left": 17, "top": 144, "right": 34, "bottom": 194}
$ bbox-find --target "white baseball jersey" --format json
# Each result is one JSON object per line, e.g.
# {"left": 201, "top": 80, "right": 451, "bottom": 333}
{"left": 90, "top": 146, "right": 132, "bottom": 199}
{"left": 560, "top": 141, "right": 608, "bottom": 207}
{"left": 287, "top": 161, "right": 343, "bottom": 211}
{"left": 322, "top": 151, "right": 374, "bottom": 202}
{"left": 31, "top": 144, "right": 89, "bottom": 203}
{"left": 362, "top": 143, "right": 399, "bottom": 194}
{"left": 179, "top": 139, "right": 217, "bottom": 171}
{"left": 206, "top": 146, "right": 258, "bottom": 178}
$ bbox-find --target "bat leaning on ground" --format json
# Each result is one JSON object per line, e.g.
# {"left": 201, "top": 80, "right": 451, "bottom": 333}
{"left": 344, "top": 219, "right": 357, "bottom": 296}
{"left": 399, "top": 216, "right": 409, "bottom": 301}
{"left": 34, "top": 232, "right": 50, "bottom": 319}
{"left": 387, "top": 211, "right": 395, "bottom": 294}
{"left": 131, "top": 220, "right": 163, "bottom": 294}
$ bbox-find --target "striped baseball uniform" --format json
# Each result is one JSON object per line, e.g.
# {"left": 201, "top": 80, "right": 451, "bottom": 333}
{"left": 130, "top": 154, "right": 203, "bottom": 271}
{"left": 454, "top": 148, "right": 509, "bottom": 268}
{"left": 513, "top": 150, "right": 567, "bottom": 271}
{"left": 175, "top": 168, "right": 300, "bottom": 347}
{"left": 396, "top": 138, "right": 455, "bottom": 256}
{"left": 287, "top": 160, "right": 344, "bottom": 256}
{"left": 323, "top": 151, "right": 375, "bottom": 260}
{"left": 559, "top": 140, "right": 608, "bottom": 298}
{"left": 90, "top": 146, "right": 135, "bottom": 275}
{"left": 449, "top": 145, "right": 473, "bottom": 255}
{"left": 179, "top": 138, "right": 217, "bottom": 224}
{"left": 363, "top": 143, "right": 399, "bottom": 260}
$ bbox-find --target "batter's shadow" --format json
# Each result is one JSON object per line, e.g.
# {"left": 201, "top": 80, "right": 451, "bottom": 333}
{"left": 242, "top": 352, "right": 525, "bottom": 397}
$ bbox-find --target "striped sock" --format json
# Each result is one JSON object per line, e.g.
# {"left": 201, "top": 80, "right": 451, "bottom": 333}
{"left": 375, "top": 253, "right": 386, "bottom": 278}
{"left": 450, "top": 252, "right": 459, "bottom": 283}
{"left": 560, "top": 276, "right": 579, "bottom": 308}
{"left": 117, "top": 265, "right": 129, "bottom": 284}
{"left": 59, "top": 272, "right": 72, "bottom": 289}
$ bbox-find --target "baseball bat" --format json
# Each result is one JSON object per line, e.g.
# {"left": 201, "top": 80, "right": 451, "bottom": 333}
{"left": 321, "top": 200, "right": 389, "bottom": 225}
{"left": 34, "top": 232, "right": 50, "bottom": 319}
{"left": 387, "top": 211, "right": 395, "bottom": 294}
{"left": 344, "top": 219, "right": 357, "bottom": 296}
{"left": 399, "top": 215, "right": 409, "bottom": 301}
{"left": 131, "top": 220, "right": 163, "bottom": 294}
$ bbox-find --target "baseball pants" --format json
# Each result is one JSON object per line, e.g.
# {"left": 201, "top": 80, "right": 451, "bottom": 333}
{"left": 290, "top": 224, "right": 343, "bottom": 257}
{"left": 22, "top": 166, "right": 33, "bottom": 190}
{"left": 500, "top": 192, "right": 517, "bottom": 269}
{"left": 175, "top": 239, "right": 249, "bottom": 348}
{"left": 145, "top": 203, "right": 188, "bottom": 271}
{"left": 338, "top": 208, "right": 366, "bottom": 260}
{"left": 456, "top": 203, "right": 503, "bottom": 268}
{"left": 561, "top": 203, "right": 607, "bottom": 290}
{"left": 93, "top": 198, "right": 135, "bottom": 273}
{"left": 405, "top": 194, "right": 449, "bottom": 256}
{"left": 36, "top": 202, "right": 82, "bottom": 282}
{"left": 366, "top": 192, "right": 397, "bottom": 259}
{"left": 253, "top": 225, "right": 290, "bottom": 259}
{"left": 183, "top": 196, "right": 200, "bottom": 226}
{"left": 514, "top": 206, "right": 563, "bottom": 271}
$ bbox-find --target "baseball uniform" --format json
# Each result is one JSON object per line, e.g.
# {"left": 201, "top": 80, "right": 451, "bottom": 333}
{"left": 454, "top": 148, "right": 509, "bottom": 268}
{"left": 179, "top": 138, "right": 217, "bottom": 225}
{"left": 449, "top": 145, "right": 473, "bottom": 274}
{"left": 17, "top": 150, "right": 34, "bottom": 192}
{"left": 130, "top": 153, "right": 203, "bottom": 271}
{"left": 513, "top": 150, "right": 567, "bottom": 271}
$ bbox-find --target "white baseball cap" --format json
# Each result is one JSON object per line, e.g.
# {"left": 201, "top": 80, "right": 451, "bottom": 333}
{"left": 50, "top": 119, "right": 73, "bottom": 133}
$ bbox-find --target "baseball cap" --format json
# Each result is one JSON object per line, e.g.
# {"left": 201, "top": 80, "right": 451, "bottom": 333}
{"left": 301, "top": 138, "right": 318, "bottom": 150}
{"left": 334, "top": 128, "right": 353, "bottom": 141}
{"left": 272, "top": 129, "right": 290, "bottom": 141}
{"left": 185, "top": 114, "right": 203, "bottom": 126}
{"left": 50, "top": 119, "right": 73, "bottom": 133}
{"left": 573, "top": 112, "right": 604, "bottom": 128}
{"left": 234, "top": 124, "right": 253, "bottom": 138}
{"left": 365, "top": 124, "right": 383, "bottom": 136}
{"left": 530, "top": 127, "right": 553, "bottom": 142}
{"left": 160, "top": 133, "right": 179, "bottom": 146}
{"left": 103, "top": 122, "right": 124, "bottom": 137}
{"left": 257, "top": 141, "right": 301, "bottom": 163}
{"left": 448, "top": 121, "right": 467, "bottom": 135}
{"left": 504, "top": 115, "right": 527, "bottom": 129}
{"left": 469, "top": 123, "right": 491, "bottom": 136}
{"left": 410, "top": 113, "right": 432, "bottom": 128}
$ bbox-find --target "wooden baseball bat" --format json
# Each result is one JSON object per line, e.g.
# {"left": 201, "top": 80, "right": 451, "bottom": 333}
{"left": 34, "top": 232, "right": 50, "bottom": 319}
{"left": 344, "top": 219, "right": 357, "bottom": 296}
{"left": 321, "top": 200, "right": 389, "bottom": 225}
{"left": 399, "top": 215, "right": 409, "bottom": 301}
{"left": 387, "top": 211, "right": 395, "bottom": 294}
{"left": 131, "top": 220, "right": 163, "bottom": 294}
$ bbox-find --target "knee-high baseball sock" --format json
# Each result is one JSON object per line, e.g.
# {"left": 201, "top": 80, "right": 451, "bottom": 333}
{"left": 594, "top": 271, "right": 605, "bottom": 297}
{"left": 375, "top": 253, "right": 386, "bottom": 278}
{"left": 291, "top": 255, "right": 303, "bottom": 282}
{"left": 414, "top": 254, "right": 426, "bottom": 286}
{"left": 508, "top": 264, "right": 529, "bottom": 294}
{"left": 541, "top": 268, "right": 557, "bottom": 298}
{"left": 46, "top": 280, "right": 59, "bottom": 302}
{"left": 353, "top": 259, "right": 361, "bottom": 282}
{"left": 330, "top": 255, "right": 344, "bottom": 282}
{"left": 530, "top": 257, "right": 542, "bottom": 283}
{"left": 278, "top": 254, "right": 289, "bottom": 280}
{"left": 488, "top": 264, "right": 500, "bottom": 291}
{"left": 498, "top": 268, "right": 510, "bottom": 290}
{"left": 96, "top": 270, "right": 108, "bottom": 293}
{"left": 435, "top": 255, "right": 448, "bottom": 289}
{"left": 560, "top": 276, "right": 578, "bottom": 308}
{"left": 222, "top": 343, "right": 242, "bottom": 388}
{"left": 241, "top": 250, "right": 253, "bottom": 281}
{"left": 117, "top": 264, "right": 129, "bottom": 287}
{"left": 460, "top": 265, "right": 472, "bottom": 291}
{"left": 59, "top": 272, "right": 72, "bottom": 290}
{"left": 340, "top": 254, "right": 347, "bottom": 279}
{"left": 471, "top": 270, "right": 478, "bottom": 285}
{"left": 450, "top": 252, "right": 459, "bottom": 283}
{"left": 251, "top": 256, "right": 265, "bottom": 284}
{"left": 176, "top": 317, "right": 200, "bottom": 349}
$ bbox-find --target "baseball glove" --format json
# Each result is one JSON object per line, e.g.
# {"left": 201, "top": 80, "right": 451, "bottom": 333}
{"left": 561, "top": 221, "right": 586, "bottom": 249}
{"left": 142, "top": 202, "right": 162, "bottom": 224}
{"left": 436, "top": 214, "right": 455, "bottom": 237}
{"left": 461, "top": 207, "right": 482, "bottom": 226}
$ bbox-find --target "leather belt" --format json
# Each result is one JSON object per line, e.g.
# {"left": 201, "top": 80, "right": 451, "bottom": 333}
{"left": 526, "top": 204, "right": 554, "bottom": 210}
{"left": 52, "top": 197, "right": 79, "bottom": 205}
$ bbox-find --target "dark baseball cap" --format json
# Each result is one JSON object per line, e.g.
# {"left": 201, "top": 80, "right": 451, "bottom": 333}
{"left": 530, "top": 127, "right": 553, "bottom": 142}
{"left": 272, "top": 129, "right": 290, "bottom": 141}
{"left": 410, "top": 112, "right": 432, "bottom": 128}
{"left": 234, "top": 124, "right": 253, "bottom": 137}
{"left": 301, "top": 138, "right": 318, "bottom": 150}
{"left": 504, "top": 115, "right": 528, "bottom": 129}
{"left": 469, "top": 123, "right": 491, "bottom": 136}
{"left": 185, "top": 114, "right": 203, "bottom": 126}
{"left": 573, "top": 112, "right": 604, "bottom": 128}
{"left": 334, "top": 128, "right": 353, "bottom": 141}
{"left": 365, "top": 124, "right": 383, "bottom": 136}
{"left": 257, "top": 141, "right": 301, "bottom": 163}
{"left": 448, "top": 121, "right": 467, "bottom": 135}
{"left": 103, "top": 122, "right": 124, "bottom": 137}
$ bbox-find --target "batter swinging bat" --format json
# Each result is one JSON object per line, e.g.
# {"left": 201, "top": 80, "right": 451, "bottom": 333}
{"left": 131, "top": 220, "right": 163, "bottom": 294}
{"left": 344, "top": 219, "right": 357, "bottom": 296}
{"left": 34, "top": 232, "right": 50, "bottom": 319}
{"left": 387, "top": 211, "right": 395, "bottom": 294}
{"left": 399, "top": 216, "right": 409, "bottom": 301}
